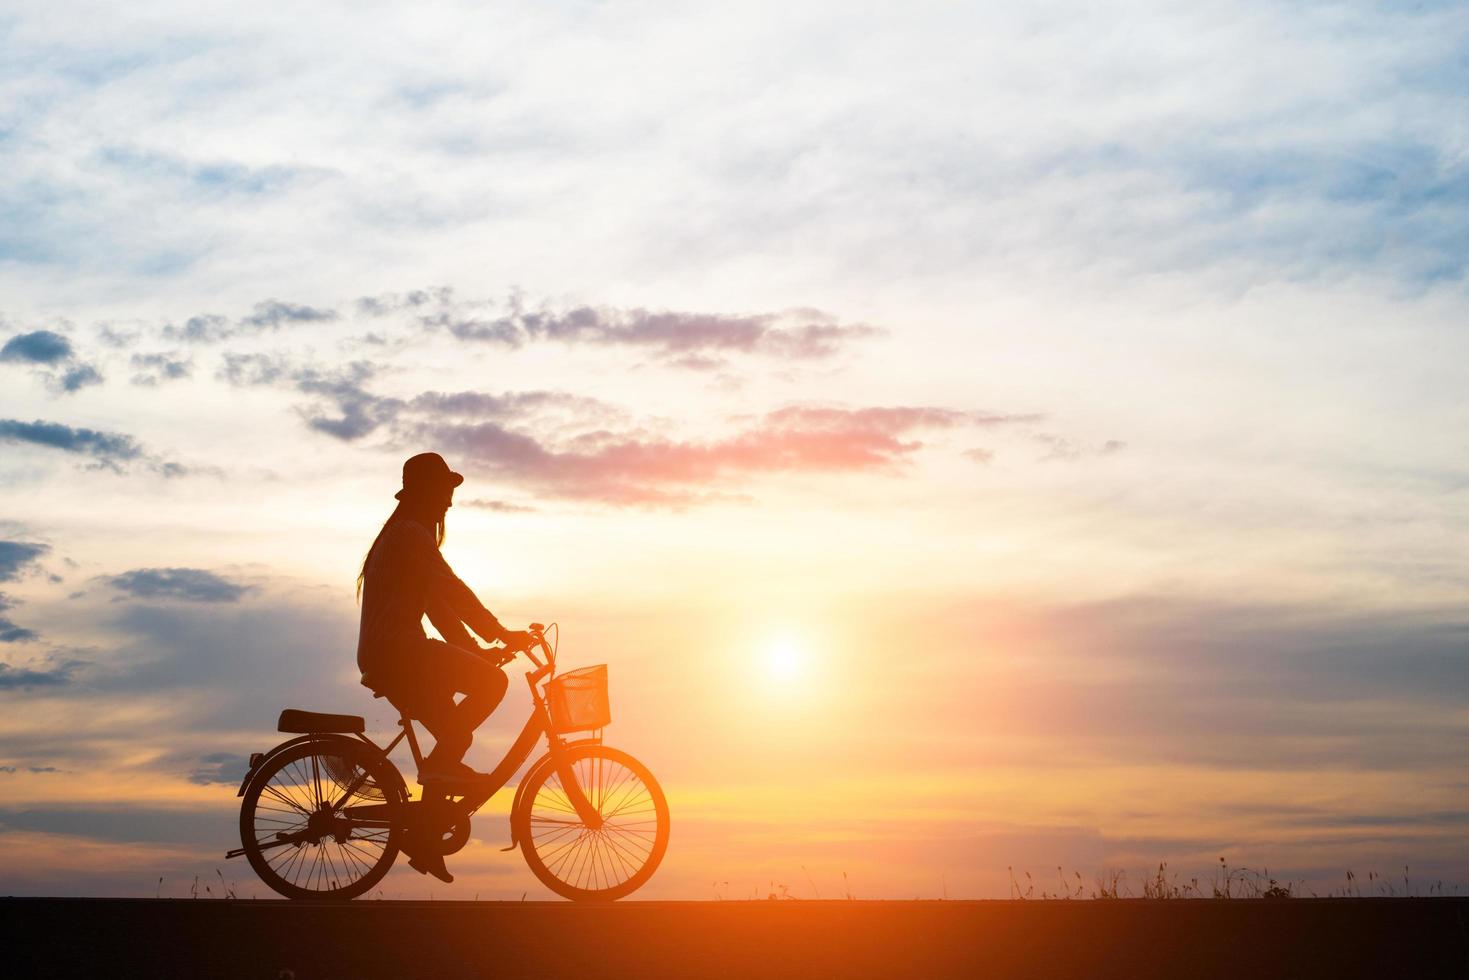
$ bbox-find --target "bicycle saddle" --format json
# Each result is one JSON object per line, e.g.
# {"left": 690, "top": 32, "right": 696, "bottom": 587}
{"left": 277, "top": 709, "right": 365, "bottom": 734}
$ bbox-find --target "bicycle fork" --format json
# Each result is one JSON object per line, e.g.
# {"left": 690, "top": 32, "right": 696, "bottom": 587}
{"left": 548, "top": 746, "right": 604, "bottom": 830}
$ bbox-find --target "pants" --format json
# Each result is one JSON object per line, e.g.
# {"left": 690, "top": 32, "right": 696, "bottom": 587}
{"left": 383, "top": 638, "right": 508, "bottom": 765}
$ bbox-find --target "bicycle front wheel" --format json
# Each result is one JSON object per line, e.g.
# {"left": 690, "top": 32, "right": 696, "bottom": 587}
{"left": 513, "top": 743, "right": 670, "bottom": 901}
{"left": 239, "top": 738, "right": 406, "bottom": 900}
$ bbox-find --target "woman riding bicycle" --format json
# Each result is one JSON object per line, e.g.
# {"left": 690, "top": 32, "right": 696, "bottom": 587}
{"left": 232, "top": 452, "right": 669, "bottom": 898}
{"left": 356, "top": 452, "right": 534, "bottom": 787}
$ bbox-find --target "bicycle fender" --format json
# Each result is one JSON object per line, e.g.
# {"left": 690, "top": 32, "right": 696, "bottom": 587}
{"left": 506, "top": 739, "right": 601, "bottom": 848}
{"left": 234, "top": 733, "right": 362, "bottom": 797}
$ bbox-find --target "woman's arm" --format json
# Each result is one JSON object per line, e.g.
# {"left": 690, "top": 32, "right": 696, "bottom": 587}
{"left": 424, "top": 593, "right": 477, "bottom": 650}
{"left": 412, "top": 523, "right": 508, "bottom": 643}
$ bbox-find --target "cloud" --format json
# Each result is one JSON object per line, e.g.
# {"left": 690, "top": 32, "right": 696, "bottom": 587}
{"left": 409, "top": 389, "right": 618, "bottom": 425}
{"left": 352, "top": 290, "right": 881, "bottom": 364}
{"left": 1034, "top": 433, "right": 1126, "bottom": 462}
{"left": 1, "top": 330, "right": 104, "bottom": 394}
{"left": 220, "top": 353, "right": 637, "bottom": 453}
{"left": 94, "top": 145, "right": 317, "bottom": 200}
{"left": 0, "top": 330, "right": 73, "bottom": 364}
{"left": 239, "top": 299, "right": 339, "bottom": 331}
{"left": 415, "top": 403, "right": 1038, "bottom": 505}
{"left": 103, "top": 567, "right": 252, "bottom": 603}
{"left": 54, "top": 363, "right": 103, "bottom": 393}
{"left": 0, "top": 619, "right": 40, "bottom": 643}
{"left": 0, "top": 592, "right": 40, "bottom": 643}
{"left": 93, "top": 598, "right": 363, "bottom": 728}
{"left": 806, "top": 591, "right": 1469, "bottom": 784}
{"left": 0, "top": 656, "right": 83, "bottom": 689}
{"left": 162, "top": 314, "right": 230, "bottom": 343}
{"left": 219, "top": 355, "right": 403, "bottom": 440}
{"left": 164, "top": 301, "right": 338, "bottom": 343}
{"left": 460, "top": 498, "right": 537, "bottom": 513}
{"left": 0, "top": 541, "right": 49, "bottom": 582}
{"left": 355, "top": 288, "right": 451, "bottom": 317}
{"left": 217, "top": 352, "right": 289, "bottom": 386}
{"left": 217, "top": 348, "right": 634, "bottom": 455}
{"left": 186, "top": 752, "right": 251, "bottom": 786}
{"left": 421, "top": 310, "right": 524, "bottom": 346}
{"left": 423, "top": 300, "right": 882, "bottom": 363}
{"left": 129, "top": 352, "right": 192, "bottom": 386}
{"left": 96, "top": 325, "right": 141, "bottom": 348}
{"left": 517, "top": 306, "right": 880, "bottom": 360}
{"left": 0, "top": 418, "right": 146, "bottom": 471}
{"left": 292, "top": 362, "right": 403, "bottom": 440}
{"left": 0, "top": 546, "right": 49, "bottom": 643}
{"left": 216, "top": 348, "right": 1043, "bottom": 502}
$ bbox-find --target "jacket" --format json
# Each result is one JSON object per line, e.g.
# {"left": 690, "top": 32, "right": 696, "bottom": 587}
{"left": 356, "top": 517, "right": 504, "bottom": 680}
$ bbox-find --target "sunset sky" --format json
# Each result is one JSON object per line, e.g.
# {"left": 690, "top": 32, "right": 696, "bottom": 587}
{"left": 2, "top": 1, "right": 1468, "bottom": 900}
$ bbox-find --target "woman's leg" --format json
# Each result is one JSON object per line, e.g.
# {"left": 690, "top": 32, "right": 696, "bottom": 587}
{"left": 415, "top": 639, "right": 508, "bottom": 770}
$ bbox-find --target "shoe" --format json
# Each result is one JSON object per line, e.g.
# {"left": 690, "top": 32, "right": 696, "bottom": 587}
{"left": 408, "top": 851, "right": 455, "bottom": 884}
{"left": 418, "top": 759, "right": 490, "bottom": 785}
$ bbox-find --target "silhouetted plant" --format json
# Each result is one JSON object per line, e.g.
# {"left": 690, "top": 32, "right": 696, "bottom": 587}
{"left": 1091, "top": 869, "right": 1128, "bottom": 899}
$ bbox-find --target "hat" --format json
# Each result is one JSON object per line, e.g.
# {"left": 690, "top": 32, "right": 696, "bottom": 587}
{"left": 395, "top": 452, "right": 464, "bottom": 501}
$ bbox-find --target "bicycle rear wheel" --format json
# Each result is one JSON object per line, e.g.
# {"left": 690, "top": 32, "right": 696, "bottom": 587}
{"left": 513, "top": 743, "right": 670, "bottom": 901}
{"left": 240, "top": 738, "right": 406, "bottom": 900}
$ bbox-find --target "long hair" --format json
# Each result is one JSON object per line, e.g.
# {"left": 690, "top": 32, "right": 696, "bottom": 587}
{"left": 356, "top": 500, "right": 447, "bottom": 601}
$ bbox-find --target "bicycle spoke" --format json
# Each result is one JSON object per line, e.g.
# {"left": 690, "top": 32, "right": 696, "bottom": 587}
{"left": 598, "top": 835, "right": 624, "bottom": 887}
{"left": 277, "top": 841, "right": 308, "bottom": 884}
{"left": 261, "top": 780, "right": 311, "bottom": 817}
{"left": 267, "top": 769, "right": 312, "bottom": 816}
{"left": 600, "top": 781, "right": 644, "bottom": 822}
{"left": 267, "top": 842, "right": 302, "bottom": 874}
{"left": 595, "top": 767, "right": 638, "bottom": 814}
{"left": 340, "top": 842, "right": 375, "bottom": 876}
{"left": 542, "top": 772, "right": 579, "bottom": 814}
{"left": 599, "top": 826, "right": 648, "bottom": 870}
{"left": 540, "top": 825, "right": 587, "bottom": 864}
{"left": 528, "top": 822, "right": 584, "bottom": 846}
{"left": 532, "top": 792, "right": 579, "bottom": 816}
{"left": 599, "top": 831, "right": 638, "bottom": 881}
{"left": 543, "top": 830, "right": 591, "bottom": 875}
{"left": 569, "top": 833, "right": 597, "bottom": 890}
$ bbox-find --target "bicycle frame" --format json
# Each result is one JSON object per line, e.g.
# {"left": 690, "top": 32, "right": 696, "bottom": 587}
{"left": 373, "top": 688, "right": 557, "bottom": 815}
{"left": 343, "top": 632, "right": 602, "bottom": 829}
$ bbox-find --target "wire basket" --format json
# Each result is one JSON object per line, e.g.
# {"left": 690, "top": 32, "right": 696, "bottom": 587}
{"left": 546, "top": 664, "right": 610, "bottom": 733}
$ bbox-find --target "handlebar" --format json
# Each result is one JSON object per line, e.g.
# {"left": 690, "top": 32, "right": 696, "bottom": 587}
{"left": 477, "top": 622, "right": 555, "bottom": 676}
{"left": 504, "top": 622, "right": 557, "bottom": 685}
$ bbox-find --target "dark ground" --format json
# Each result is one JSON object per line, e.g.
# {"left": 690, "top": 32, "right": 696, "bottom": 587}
{"left": 3, "top": 897, "right": 1467, "bottom": 980}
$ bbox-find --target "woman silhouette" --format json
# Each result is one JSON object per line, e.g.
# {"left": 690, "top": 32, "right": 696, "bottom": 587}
{"left": 356, "top": 453, "right": 532, "bottom": 787}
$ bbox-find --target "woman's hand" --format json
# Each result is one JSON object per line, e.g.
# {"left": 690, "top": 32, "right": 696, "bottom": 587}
{"left": 499, "top": 628, "right": 535, "bottom": 652}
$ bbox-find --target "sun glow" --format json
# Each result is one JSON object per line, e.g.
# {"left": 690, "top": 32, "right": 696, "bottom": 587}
{"left": 763, "top": 639, "right": 809, "bottom": 687}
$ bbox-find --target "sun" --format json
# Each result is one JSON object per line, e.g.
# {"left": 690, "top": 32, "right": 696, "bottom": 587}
{"left": 763, "top": 639, "right": 809, "bottom": 687}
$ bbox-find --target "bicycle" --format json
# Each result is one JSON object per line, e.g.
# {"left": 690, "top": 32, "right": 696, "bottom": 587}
{"left": 224, "top": 623, "right": 670, "bottom": 901}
